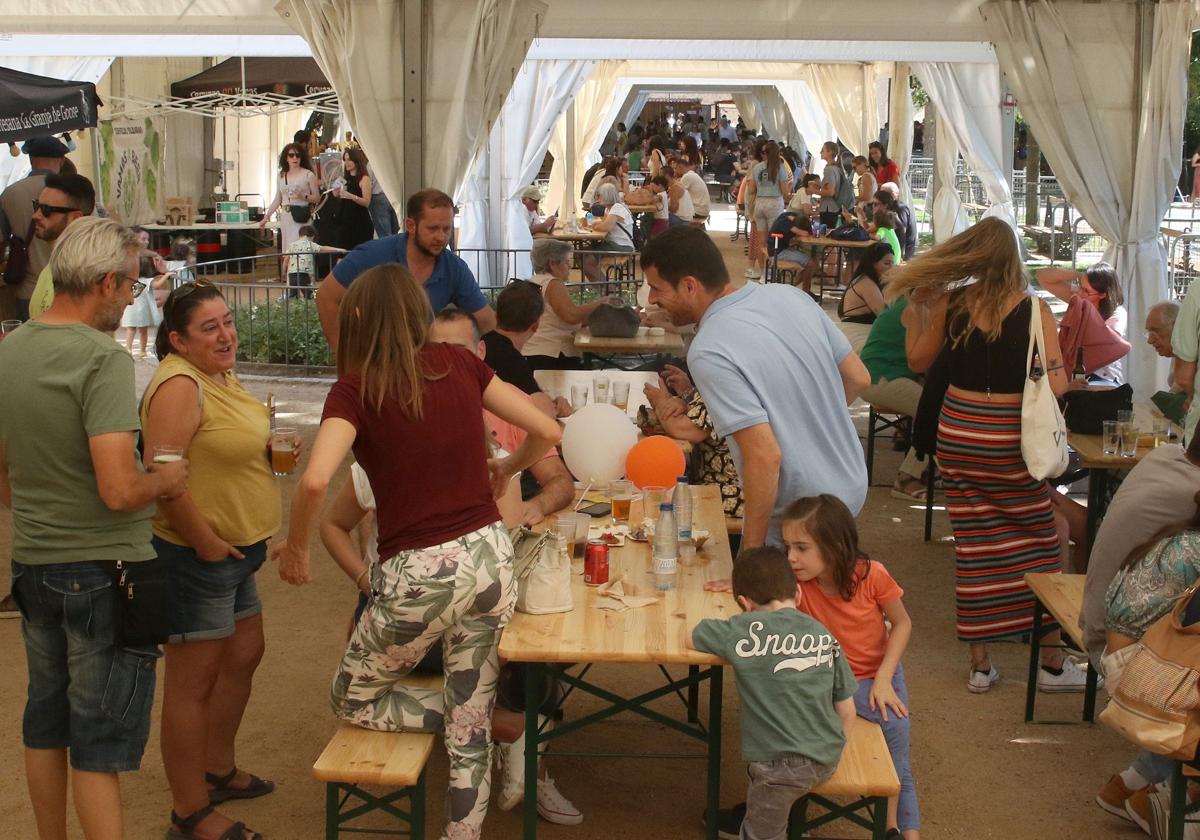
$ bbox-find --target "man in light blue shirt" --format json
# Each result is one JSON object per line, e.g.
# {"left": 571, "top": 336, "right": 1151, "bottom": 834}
{"left": 642, "top": 226, "right": 870, "bottom": 550}
{"left": 316, "top": 188, "right": 496, "bottom": 351}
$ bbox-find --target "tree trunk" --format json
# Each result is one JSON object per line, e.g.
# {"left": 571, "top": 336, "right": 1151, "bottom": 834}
{"left": 1025, "top": 131, "right": 1041, "bottom": 226}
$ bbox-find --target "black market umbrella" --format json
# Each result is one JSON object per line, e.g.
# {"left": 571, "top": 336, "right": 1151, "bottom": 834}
{"left": 0, "top": 66, "right": 102, "bottom": 144}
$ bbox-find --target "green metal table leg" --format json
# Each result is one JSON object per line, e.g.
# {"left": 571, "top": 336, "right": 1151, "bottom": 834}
{"left": 1083, "top": 660, "right": 1098, "bottom": 722}
{"left": 1086, "top": 469, "right": 1109, "bottom": 549}
{"left": 705, "top": 666, "right": 723, "bottom": 840}
{"left": 412, "top": 769, "right": 426, "bottom": 839}
{"left": 326, "top": 782, "right": 340, "bottom": 840}
{"left": 687, "top": 665, "right": 699, "bottom": 723}
{"left": 523, "top": 662, "right": 542, "bottom": 840}
{"left": 1024, "top": 599, "right": 1045, "bottom": 723}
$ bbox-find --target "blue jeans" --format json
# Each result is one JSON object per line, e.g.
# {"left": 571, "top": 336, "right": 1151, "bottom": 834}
{"left": 853, "top": 666, "right": 919, "bottom": 832}
{"left": 1133, "top": 748, "right": 1176, "bottom": 784}
{"left": 368, "top": 192, "right": 399, "bottom": 239}
{"left": 12, "top": 561, "right": 161, "bottom": 772}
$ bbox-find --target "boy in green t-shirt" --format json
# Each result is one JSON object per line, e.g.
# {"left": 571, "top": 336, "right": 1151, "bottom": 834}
{"left": 689, "top": 547, "right": 856, "bottom": 840}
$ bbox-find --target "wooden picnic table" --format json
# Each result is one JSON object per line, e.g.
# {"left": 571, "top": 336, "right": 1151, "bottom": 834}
{"left": 1069, "top": 428, "right": 1156, "bottom": 545}
{"left": 574, "top": 326, "right": 685, "bottom": 356}
{"left": 550, "top": 226, "right": 606, "bottom": 243}
{"left": 625, "top": 203, "right": 658, "bottom": 214}
{"left": 500, "top": 484, "right": 735, "bottom": 840}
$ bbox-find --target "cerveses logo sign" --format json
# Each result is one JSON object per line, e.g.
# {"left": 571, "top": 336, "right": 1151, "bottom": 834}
{"left": 185, "top": 84, "right": 332, "bottom": 98}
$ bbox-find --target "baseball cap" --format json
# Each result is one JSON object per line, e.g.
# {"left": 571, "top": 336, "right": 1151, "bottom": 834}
{"left": 20, "top": 135, "right": 69, "bottom": 158}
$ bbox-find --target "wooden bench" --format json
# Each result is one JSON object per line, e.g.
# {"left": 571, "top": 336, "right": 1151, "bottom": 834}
{"left": 787, "top": 721, "right": 900, "bottom": 839}
{"left": 314, "top": 672, "right": 441, "bottom": 839}
{"left": 1023, "top": 573, "right": 1100, "bottom": 724}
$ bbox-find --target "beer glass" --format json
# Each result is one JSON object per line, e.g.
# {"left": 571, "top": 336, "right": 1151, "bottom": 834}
{"left": 1101, "top": 421, "right": 1119, "bottom": 456}
{"left": 271, "top": 427, "right": 298, "bottom": 475}
{"left": 608, "top": 479, "right": 633, "bottom": 522}
{"left": 152, "top": 445, "right": 184, "bottom": 464}
{"left": 612, "top": 380, "right": 631, "bottom": 411}
{"left": 593, "top": 375, "right": 610, "bottom": 404}
{"left": 570, "top": 383, "right": 588, "bottom": 410}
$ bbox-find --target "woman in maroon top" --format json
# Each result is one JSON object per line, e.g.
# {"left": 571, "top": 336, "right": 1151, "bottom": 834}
{"left": 272, "top": 264, "right": 560, "bottom": 839}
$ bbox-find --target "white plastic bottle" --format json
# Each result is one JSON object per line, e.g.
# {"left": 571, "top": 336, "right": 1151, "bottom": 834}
{"left": 653, "top": 503, "right": 678, "bottom": 591}
{"left": 672, "top": 475, "right": 700, "bottom": 561}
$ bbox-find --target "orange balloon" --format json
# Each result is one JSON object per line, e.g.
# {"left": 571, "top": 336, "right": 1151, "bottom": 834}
{"left": 625, "top": 435, "right": 687, "bottom": 490}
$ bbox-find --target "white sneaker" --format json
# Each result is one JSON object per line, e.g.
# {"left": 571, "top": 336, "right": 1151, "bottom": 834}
{"left": 968, "top": 666, "right": 1000, "bottom": 693}
{"left": 743, "top": 267, "right": 755, "bottom": 278}
{"left": 494, "top": 732, "right": 526, "bottom": 811}
{"left": 1149, "top": 786, "right": 1200, "bottom": 840}
{"left": 1038, "top": 657, "right": 1101, "bottom": 693}
{"left": 747, "top": 268, "right": 762, "bottom": 280}
{"left": 536, "top": 774, "right": 583, "bottom": 825}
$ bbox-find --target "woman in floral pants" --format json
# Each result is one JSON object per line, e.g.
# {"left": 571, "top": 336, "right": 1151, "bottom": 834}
{"left": 273, "top": 264, "right": 561, "bottom": 840}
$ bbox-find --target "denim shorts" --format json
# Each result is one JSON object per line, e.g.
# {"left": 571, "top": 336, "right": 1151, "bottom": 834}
{"left": 12, "top": 560, "right": 162, "bottom": 773}
{"left": 154, "top": 536, "right": 266, "bottom": 643}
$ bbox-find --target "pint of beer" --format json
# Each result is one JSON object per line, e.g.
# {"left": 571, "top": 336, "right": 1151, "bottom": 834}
{"left": 152, "top": 446, "right": 184, "bottom": 464}
{"left": 271, "top": 427, "right": 298, "bottom": 476}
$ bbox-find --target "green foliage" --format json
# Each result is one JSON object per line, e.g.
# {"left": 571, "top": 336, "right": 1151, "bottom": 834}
{"left": 909, "top": 76, "right": 929, "bottom": 108}
{"left": 233, "top": 296, "right": 332, "bottom": 367}
{"left": 1187, "top": 31, "right": 1200, "bottom": 154}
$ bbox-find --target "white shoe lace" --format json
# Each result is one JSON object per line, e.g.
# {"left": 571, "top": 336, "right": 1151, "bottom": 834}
{"left": 537, "top": 776, "right": 580, "bottom": 817}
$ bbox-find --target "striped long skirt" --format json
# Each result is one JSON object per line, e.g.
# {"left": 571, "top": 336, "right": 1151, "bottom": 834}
{"left": 936, "top": 392, "right": 1061, "bottom": 643}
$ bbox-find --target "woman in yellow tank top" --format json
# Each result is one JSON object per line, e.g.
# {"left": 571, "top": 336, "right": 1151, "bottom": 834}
{"left": 140, "top": 281, "right": 295, "bottom": 840}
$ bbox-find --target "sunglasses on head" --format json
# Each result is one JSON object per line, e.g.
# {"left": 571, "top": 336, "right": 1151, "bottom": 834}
{"left": 32, "top": 199, "right": 76, "bottom": 216}
{"left": 167, "top": 279, "right": 216, "bottom": 311}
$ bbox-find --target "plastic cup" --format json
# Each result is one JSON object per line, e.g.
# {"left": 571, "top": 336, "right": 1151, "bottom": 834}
{"left": 1101, "top": 420, "right": 1119, "bottom": 456}
{"left": 593, "top": 375, "right": 610, "bottom": 404}
{"left": 549, "top": 515, "right": 574, "bottom": 563}
{"left": 640, "top": 485, "right": 667, "bottom": 525}
{"left": 608, "top": 479, "right": 633, "bottom": 522}
{"left": 0, "top": 319, "right": 20, "bottom": 339}
{"left": 1119, "top": 421, "right": 1139, "bottom": 458}
{"left": 612, "top": 380, "right": 631, "bottom": 411}
{"left": 570, "top": 383, "right": 588, "bottom": 410}
{"left": 271, "top": 427, "right": 298, "bottom": 475}
{"left": 569, "top": 512, "right": 590, "bottom": 574}
{"left": 152, "top": 445, "right": 184, "bottom": 464}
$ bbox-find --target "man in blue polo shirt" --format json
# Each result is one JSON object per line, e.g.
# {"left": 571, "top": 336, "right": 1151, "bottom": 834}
{"left": 315, "top": 188, "right": 496, "bottom": 351}
{"left": 641, "top": 226, "right": 870, "bottom": 551}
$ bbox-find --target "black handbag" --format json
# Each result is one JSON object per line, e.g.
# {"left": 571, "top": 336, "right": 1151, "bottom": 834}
{"left": 1061, "top": 384, "right": 1133, "bottom": 435}
{"left": 288, "top": 204, "right": 312, "bottom": 224}
{"left": 827, "top": 223, "right": 869, "bottom": 242}
{"left": 110, "top": 557, "right": 170, "bottom": 646}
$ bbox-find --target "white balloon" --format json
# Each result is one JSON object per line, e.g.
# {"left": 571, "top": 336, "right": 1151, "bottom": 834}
{"left": 561, "top": 403, "right": 639, "bottom": 484}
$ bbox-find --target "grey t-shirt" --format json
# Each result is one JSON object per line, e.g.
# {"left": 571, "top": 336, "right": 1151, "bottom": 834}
{"left": 819, "top": 161, "right": 843, "bottom": 214}
{"left": 1081, "top": 444, "right": 1200, "bottom": 663}
{"left": 693, "top": 607, "right": 856, "bottom": 764}
{"left": 0, "top": 322, "right": 154, "bottom": 564}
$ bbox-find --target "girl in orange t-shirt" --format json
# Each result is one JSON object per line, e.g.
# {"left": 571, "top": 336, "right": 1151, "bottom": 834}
{"left": 782, "top": 495, "right": 920, "bottom": 840}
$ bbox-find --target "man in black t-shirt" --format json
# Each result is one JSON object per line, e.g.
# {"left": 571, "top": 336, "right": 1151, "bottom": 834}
{"left": 480, "top": 281, "right": 571, "bottom": 419}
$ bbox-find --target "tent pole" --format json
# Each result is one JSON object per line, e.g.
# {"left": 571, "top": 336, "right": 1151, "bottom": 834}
{"left": 564, "top": 100, "right": 577, "bottom": 222}
{"left": 403, "top": 0, "right": 425, "bottom": 203}
{"left": 861, "top": 63, "right": 871, "bottom": 154}
{"left": 90, "top": 127, "right": 105, "bottom": 208}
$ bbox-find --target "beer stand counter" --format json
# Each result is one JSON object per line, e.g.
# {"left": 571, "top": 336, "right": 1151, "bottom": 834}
{"left": 499, "top": 484, "right": 735, "bottom": 840}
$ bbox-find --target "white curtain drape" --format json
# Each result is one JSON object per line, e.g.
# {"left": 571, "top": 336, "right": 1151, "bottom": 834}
{"left": 544, "top": 60, "right": 626, "bottom": 219}
{"left": 888, "top": 62, "right": 915, "bottom": 207}
{"left": 731, "top": 93, "right": 764, "bottom": 134}
{"left": 931, "top": 110, "right": 970, "bottom": 242}
{"left": 458, "top": 58, "right": 594, "bottom": 284}
{"left": 754, "top": 85, "right": 797, "bottom": 145}
{"left": 623, "top": 89, "right": 652, "bottom": 129}
{"left": 982, "top": 0, "right": 1195, "bottom": 396}
{"left": 800, "top": 64, "right": 878, "bottom": 154}
{"left": 776, "top": 79, "right": 836, "bottom": 172}
{"left": 277, "top": 0, "right": 545, "bottom": 211}
{"left": 910, "top": 61, "right": 1016, "bottom": 229}
{"left": 0, "top": 57, "right": 114, "bottom": 190}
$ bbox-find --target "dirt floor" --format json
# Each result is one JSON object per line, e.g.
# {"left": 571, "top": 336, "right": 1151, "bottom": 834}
{"left": 0, "top": 225, "right": 1143, "bottom": 839}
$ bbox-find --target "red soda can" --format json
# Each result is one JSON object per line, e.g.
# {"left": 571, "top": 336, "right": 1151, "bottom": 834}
{"left": 584, "top": 540, "right": 609, "bottom": 586}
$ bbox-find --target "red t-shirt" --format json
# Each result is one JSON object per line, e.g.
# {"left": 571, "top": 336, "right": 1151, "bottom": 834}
{"left": 874, "top": 160, "right": 901, "bottom": 187}
{"left": 795, "top": 559, "right": 904, "bottom": 680}
{"left": 322, "top": 342, "right": 500, "bottom": 556}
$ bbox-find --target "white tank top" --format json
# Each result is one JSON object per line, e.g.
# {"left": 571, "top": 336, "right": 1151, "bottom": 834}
{"left": 521, "top": 273, "right": 582, "bottom": 359}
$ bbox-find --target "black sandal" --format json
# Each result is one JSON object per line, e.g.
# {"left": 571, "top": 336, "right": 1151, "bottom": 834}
{"left": 206, "top": 767, "right": 276, "bottom": 805}
{"left": 167, "top": 804, "right": 262, "bottom": 840}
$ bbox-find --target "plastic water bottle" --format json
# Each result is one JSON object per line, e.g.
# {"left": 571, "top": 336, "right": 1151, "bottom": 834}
{"left": 653, "top": 503, "right": 678, "bottom": 591}
{"left": 585, "top": 211, "right": 595, "bottom": 227}
{"left": 676, "top": 480, "right": 696, "bottom": 564}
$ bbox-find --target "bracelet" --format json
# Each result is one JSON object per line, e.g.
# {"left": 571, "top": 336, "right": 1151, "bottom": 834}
{"left": 354, "top": 567, "right": 369, "bottom": 590}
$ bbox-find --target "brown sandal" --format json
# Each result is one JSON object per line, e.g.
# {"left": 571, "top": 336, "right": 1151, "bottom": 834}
{"left": 205, "top": 768, "right": 275, "bottom": 804}
{"left": 167, "top": 804, "right": 262, "bottom": 840}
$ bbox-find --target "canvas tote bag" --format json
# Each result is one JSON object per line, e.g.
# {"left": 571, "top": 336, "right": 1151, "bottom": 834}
{"left": 1099, "top": 581, "right": 1200, "bottom": 760}
{"left": 1020, "top": 299, "right": 1070, "bottom": 480}
{"left": 509, "top": 526, "right": 573, "bottom": 615}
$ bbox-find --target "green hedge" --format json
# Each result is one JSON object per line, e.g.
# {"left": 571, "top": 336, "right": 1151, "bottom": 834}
{"left": 233, "top": 297, "right": 332, "bottom": 367}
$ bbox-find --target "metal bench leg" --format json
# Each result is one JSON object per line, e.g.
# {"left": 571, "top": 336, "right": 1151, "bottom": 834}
{"left": 1025, "top": 599, "right": 1045, "bottom": 723}
{"left": 705, "top": 666, "right": 724, "bottom": 840}
{"left": 326, "top": 783, "right": 340, "bottom": 840}
{"left": 865, "top": 408, "right": 877, "bottom": 485}
{"left": 1170, "top": 761, "right": 1187, "bottom": 840}
{"left": 412, "top": 769, "right": 427, "bottom": 839}
{"left": 687, "top": 665, "right": 699, "bottom": 723}
{"left": 924, "top": 461, "right": 935, "bottom": 543}
{"left": 1083, "top": 660, "right": 1098, "bottom": 723}
{"left": 871, "top": 795, "right": 889, "bottom": 840}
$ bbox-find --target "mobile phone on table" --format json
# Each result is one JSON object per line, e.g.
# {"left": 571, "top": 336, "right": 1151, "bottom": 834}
{"left": 577, "top": 502, "right": 611, "bottom": 517}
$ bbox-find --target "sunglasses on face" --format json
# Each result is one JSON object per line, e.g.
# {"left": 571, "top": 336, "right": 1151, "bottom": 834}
{"left": 287, "top": 152, "right": 301, "bottom": 158}
{"left": 32, "top": 200, "right": 76, "bottom": 216}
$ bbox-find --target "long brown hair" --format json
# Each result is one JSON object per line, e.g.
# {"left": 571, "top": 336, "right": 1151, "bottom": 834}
{"left": 335, "top": 265, "right": 446, "bottom": 417}
{"left": 1120, "top": 491, "right": 1200, "bottom": 571}
{"left": 343, "top": 147, "right": 369, "bottom": 179}
{"left": 885, "top": 217, "right": 1027, "bottom": 346}
{"left": 278, "top": 142, "right": 313, "bottom": 175}
{"left": 781, "top": 495, "right": 870, "bottom": 602}
{"left": 762, "top": 141, "right": 781, "bottom": 185}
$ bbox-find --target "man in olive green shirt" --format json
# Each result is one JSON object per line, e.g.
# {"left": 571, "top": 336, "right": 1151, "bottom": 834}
{"left": 24, "top": 172, "right": 95, "bottom": 320}
{"left": 0, "top": 217, "right": 187, "bottom": 837}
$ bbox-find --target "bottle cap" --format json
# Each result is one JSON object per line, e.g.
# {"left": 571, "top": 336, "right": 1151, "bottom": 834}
{"left": 660, "top": 503, "right": 673, "bottom": 511}
{"left": 677, "top": 476, "right": 688, "bottom": 483}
